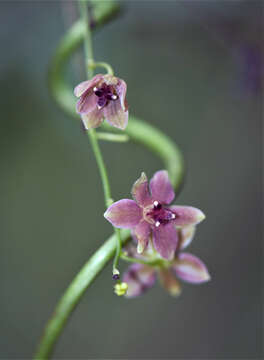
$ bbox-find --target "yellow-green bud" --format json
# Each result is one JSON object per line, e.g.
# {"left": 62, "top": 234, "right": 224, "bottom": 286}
{"left": 114, "top": 282, "right": 128, "bottom": 296}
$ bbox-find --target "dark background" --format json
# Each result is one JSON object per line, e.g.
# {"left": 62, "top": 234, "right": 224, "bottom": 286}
{"left": 1, "top": 1, "right": 262, "bottom": 359}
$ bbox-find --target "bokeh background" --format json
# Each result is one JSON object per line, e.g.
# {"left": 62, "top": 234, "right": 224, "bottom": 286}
{"left": 1, "top": 1, "right": 262, "bottom": 359}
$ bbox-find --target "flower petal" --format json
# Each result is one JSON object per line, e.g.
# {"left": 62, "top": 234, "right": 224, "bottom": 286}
{"left": 81, "top": 107, "right": 104, "bottom": 130}
{"left": 116, "top": 79, "right": 128, "bottom": 111}
{"left": 178, "top": 225, "right": 196, "bottom": 250}
{"left": 153, "top": 223, "right": 178, "bottom": 260}
{"left": 104, "top": 199, "right": 142, "bottom": 228}
{"left": 133, "top": 220, "right": 151, "bottom": 253}
{"left": 150, "top": 170, "right": 175, "bottom": 204}
{"left": 173, "top": 252, "right": 211, "bottom": 284}
{"left": 74, "top": 74, "right": 103, "bottom": 97}
{"left": 123, "top": 264, "right": 156, "bottom": 298}
{"left": 76, "top": 92, "right": 98, "bottom": 114}
{"left": 131, "top": 172, "right": 152, "bottom": 207}
{"left": 158, "top": 269, "right": 181, "bottom": 296}
{"left": 170, "top": 206, "right": 205, "bottom": 226}
{"left": 103, "top": 99, "right": 128, "bottom": 130}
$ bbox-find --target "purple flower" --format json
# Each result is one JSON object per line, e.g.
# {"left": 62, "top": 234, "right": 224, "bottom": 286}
{"left": 74, "top": 74, "right": 128, "bottom": 130}
{"left": 123, "top": 226, "right": 210, "bottom": 298}
{"left": 104, "top": 171, "right": 205, "bottom": 260}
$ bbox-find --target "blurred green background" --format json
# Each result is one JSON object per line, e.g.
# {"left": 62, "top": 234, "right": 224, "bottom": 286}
{"left": 1, "top": 1, "right": 262, "bottom": 359}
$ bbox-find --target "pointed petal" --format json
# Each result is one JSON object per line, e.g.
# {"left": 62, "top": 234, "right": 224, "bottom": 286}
{"left": 81, "top": 107, "right": 104, "bottom": 130}
{"left": 76, "top": 92, "right": 98, "bottom": 114}
{"left": 133, "top": 220, "right": 151, "bottom": 253}
{"left": 158, "top": 269, "right": 181, "bottom": 296}
{"left": 123, "top": 264, "right": 156, "bottom": 298}
{"left": 131, "top": 172, "right": 152, "bottom": 207}
{"left": 173, "top": 252, "right": 211, "bottom": 284}
{"left": 153, "top": 223, "right": 178, "bottom": 260}
{"left": 74, "top": 74, "right": 103, "bottom": 97}
{"left": 150, "top": 170, "right": 175, "bottom": 204}
{"left": 170, "top": 206, "right": 205, "bottom": 226}
{"left": 116, "top": 79, "right": 128, "bottom": 111}
{"left": 104, "top": 199, "right": 142, "bottom": 228}
{"left": 103, "top": 99, "right": 128, "bottom": 130}
{"left": 178, "top": 225, "right": 196, "bottom": 250}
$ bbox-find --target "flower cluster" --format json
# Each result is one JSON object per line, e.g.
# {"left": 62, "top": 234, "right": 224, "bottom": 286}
{"left": 104, "top": 170, "right": 205, "bottom": 260}
{"left": 74, "top": 74, "right": 128, "bottom": 130}
{"left": 74, "top": 75, "right": 211, "bottom": 298}
{"left": 123, "top": 225, "right": 210, "bottom": 297}
{"left": 104, "top": 170, "right": 210, "bottom": 297}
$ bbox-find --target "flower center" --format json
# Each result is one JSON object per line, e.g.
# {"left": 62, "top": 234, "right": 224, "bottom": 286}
{"left": 93, "top": 83, "right": 119, "bottom": 109}
{"left": 145, "top": 201, "right": 177, "bottom": 227}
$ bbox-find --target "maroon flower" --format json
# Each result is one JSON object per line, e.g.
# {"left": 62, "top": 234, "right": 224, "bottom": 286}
{"left": 74, "top": 74, "right": 128, "bottom": 130}
{"left": 123, "top": 226, "right": 210, "bottom": 298}
{"left": 104, "top": 171, "right": 205, "bottom": 260}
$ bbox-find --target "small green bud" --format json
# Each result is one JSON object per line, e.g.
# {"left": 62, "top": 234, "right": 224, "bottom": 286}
{"left": 114, "top": 282, "right": 128, "bottom": 296}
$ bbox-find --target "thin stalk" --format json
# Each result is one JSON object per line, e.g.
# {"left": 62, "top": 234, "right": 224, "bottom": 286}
{"left": 91, "top": 61, "right": 114, "bottom": 76}
{"left": 86, "top": 131, "right": 112, "bottom": 206}
{"left": 96, "top": 132, "right": 129, "bottom": 142}
{"left": 78, "top": 0, "right": 94, "bottom": 77}
{"left": 120, "top": 253, "right": 163, "bottom": 267}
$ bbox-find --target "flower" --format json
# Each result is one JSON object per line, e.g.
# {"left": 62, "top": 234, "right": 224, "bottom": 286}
{"left": 74, "top": 74, "right": 128, "bottom": 130}
{"left": 104, "top": 170, "right": 205, "bottom": 260}
{"left": 123, "top": 226, "right": 211, "bottom": 298}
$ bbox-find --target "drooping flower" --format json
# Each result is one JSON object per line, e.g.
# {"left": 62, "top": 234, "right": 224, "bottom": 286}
{"left": 74, "top": 74, "right": 128, "bottom": 130}
{"left": 104, "top": 170, "right": 205, "bottom": 260}
{"left": 123, "top": 226, "right": 210, "bottom": 298}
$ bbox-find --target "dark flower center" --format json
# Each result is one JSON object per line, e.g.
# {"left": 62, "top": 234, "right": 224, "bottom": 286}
{"left": 112, "top": 274, "right": 120, "bottom": 281}
{"left": 146, "top": 201, "right": 177, "bottom": 227}
{"left": 93, "top": 83, "right": 119, "bottom": 109}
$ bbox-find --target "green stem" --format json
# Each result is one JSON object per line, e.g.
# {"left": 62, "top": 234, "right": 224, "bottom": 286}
{"left": 112, "top": 227, "right": 122, "bottom": 274}
{"left": 96, "top": 132, "right": 129, "bottom": 142}
{"left": 91, "top": 61, "right": 114, "bottom": 76}
{"left": 78, "top": 0, "right": 94, "bottom": 77}
{"left": 120, "top": 253, "right": 163, "bottom": 267}
{"left": 34, "top": 2, "right": 184, "bottom": 358}
{"left": 86, "top": 131, "right": 112, "bottom": 206}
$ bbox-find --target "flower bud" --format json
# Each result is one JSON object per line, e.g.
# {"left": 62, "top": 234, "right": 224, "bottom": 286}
{"left": 114, "top": 282, "right": 128, "bottom": 296}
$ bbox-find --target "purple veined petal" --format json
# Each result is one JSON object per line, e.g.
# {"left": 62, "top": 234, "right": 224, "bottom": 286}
{"left": 173, "top": 252, "right": 211, "bottom": 284}
{"left": 133, "top": 220, "right": 151, "bottom": 253}
{"left": 131, "top": 172, "right": 152, "bottom": 207}
{"left": 76, "top": 92, "right": 98, "bottom": 114}
{"left": 116, "top": 79, "right": 128, "bottom": 111}
{"left": 74, "top": 74, "right": 103, "bottom": 97}
{"left": 81, "top": 107, "right": 104, "bottom": 130}
{"left": 170, "top": 206, "right": 206, "bottom": 226}
{"left": 123, "top": 263, "right": 156, "bottom": 298}
{"left": 158, "top": 269, "right": 181, "bottom": 297}
{"left": 103, "top": 99, "right": 128, "bottom": 130}
{"left": 104, "top": 199, "right": 142, "bottom": 228}
{"left": 150, "top": 170, "right": 175, "bottom": 205}
{"left": 153, "top": 223, "right": 178, "bottom": 260}
{"left": 178, "top": 225, "right": 196, "bottom": 250}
